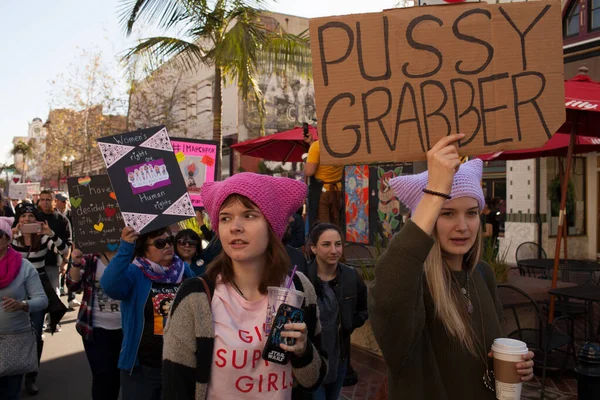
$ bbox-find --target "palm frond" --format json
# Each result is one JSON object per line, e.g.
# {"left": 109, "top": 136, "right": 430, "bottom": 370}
{"left": 119, "top": 0, "right": 204, "bottom": 35}
{"left": 216, "top": 10, "right": 267, "bottom": 129}
{"left": 258, "top": 29, "right": 312, "bottom": 78}
{"left": 122, "top": 36, "right": 207, "bottom": 73}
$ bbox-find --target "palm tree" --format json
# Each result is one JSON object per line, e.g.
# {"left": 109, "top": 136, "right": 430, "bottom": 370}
{"left": 121, "top": 0, "right": 312, "bottom": 178}
{"left": 10, "top": 140, "right": 34, "bottom": 180}
{"left": 0, "top": 163, "right": 16, "bottom": 192}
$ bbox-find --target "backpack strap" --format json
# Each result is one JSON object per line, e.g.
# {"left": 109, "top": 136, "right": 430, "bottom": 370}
{"left": 198, "top": 276, "right": 214, "bottom": 303}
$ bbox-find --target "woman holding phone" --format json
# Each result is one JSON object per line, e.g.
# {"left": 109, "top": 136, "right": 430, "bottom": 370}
{"left": 162, "top": 173, "right": 327, "bottom": 399}
{"left": 10, "top": 202, "right": 68, "bottom": 395}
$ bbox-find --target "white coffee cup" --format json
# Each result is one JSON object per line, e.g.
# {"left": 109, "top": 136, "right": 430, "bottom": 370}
{"left": 491, "top": 338, "right": 529, "bottom": 400}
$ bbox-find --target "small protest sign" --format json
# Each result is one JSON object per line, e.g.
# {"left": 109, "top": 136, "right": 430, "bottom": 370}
{"left": 96, "top": 126, "right": 195, "bottom": 234}
{"left": 67, "top": 174, "right": 124, "bottom": 253}
{"left": 9, "top": 183, "right": 40, "bottom": 200}
{"left": 309, "top": 0, "right": 565, "bottom": 165}
{"left": 170, "top": 138, "right": 220, "bottom": 209}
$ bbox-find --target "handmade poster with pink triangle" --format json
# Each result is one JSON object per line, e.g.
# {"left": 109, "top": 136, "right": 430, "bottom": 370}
{"left": 121, "top": 212, "right": 158, "bottom": 232}
{"left": 139, "top": 127, "right": 173, "bottom": 152}
{"left": 163, "top": 194, "right": 195, "bottom": 217}
{"left": 98, "top": 142, "right": 135, "bottom": 169}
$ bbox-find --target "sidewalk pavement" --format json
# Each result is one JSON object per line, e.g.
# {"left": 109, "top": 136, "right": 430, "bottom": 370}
{"left": 21, "top": 300, "right": 92, "bottom": 400}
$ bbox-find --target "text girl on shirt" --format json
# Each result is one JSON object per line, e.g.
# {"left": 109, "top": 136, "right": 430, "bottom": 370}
{"left": 163, "top": 173, "right": 328, "bottom": 400}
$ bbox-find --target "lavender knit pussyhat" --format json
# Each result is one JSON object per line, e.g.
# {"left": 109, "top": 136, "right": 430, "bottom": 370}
{"left": 201, "top": 173, "right": 307, "bottom": 240}
{"left": 389, "top": 159, "right": 485, "bottom": 214}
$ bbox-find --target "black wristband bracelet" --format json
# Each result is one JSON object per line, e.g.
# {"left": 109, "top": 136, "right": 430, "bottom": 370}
{"left": 422, "top": 188, "right": 452, "bottom": 200}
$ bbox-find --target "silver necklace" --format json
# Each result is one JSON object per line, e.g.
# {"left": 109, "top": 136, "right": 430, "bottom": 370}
{"left": 454, "top": 269, "right": 494, "bottom": 392}
{"left": 471, "top": 275, "right": 495, "bottom": 392}
{"left": 458, "top": 272, "right": 474, "bottom": 314}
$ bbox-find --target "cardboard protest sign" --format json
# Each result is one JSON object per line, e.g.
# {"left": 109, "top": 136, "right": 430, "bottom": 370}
{"left": 170, "top": 138, "right": 219, "bottom": 209}
{"left": 9, "top": 183, "right": 40, "bottom": 200}
{"left": 309, "top": 0, "right": 565, "bottom": 165}
{"left": 96, "top": 126, "right": 195, "bottom": 234}
{"left": 67, "top": 174, "right": 124, "bottom": 253}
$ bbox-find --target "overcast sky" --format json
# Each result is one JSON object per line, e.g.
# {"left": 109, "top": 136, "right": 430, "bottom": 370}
{"left": 0, "top": 0, "right": 403, "bottom": 165}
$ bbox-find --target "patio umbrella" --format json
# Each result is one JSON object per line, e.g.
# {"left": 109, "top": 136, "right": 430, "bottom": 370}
{"left": 558, "top": 72, "right": 600, "bottom": 138}
{"left": 230, "top": 126, "right": 318, "bottom": 162}
{"left": 549, "top": 69, "right": 600, "bottom": 322}
{"left": 477, "top": 68, "right": 600, "bottom": 322}
{"left": 477, "top": 133, "right": 600, "bottom": 161}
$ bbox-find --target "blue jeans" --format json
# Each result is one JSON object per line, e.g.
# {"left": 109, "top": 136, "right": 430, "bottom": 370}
{"left": 314, "top": 359, "right": 347, "bottom": 400}
{"left": 121, "top": 365, "right": 162, "bottom": 400}
{"left": 0, "top": 374, "right": 23, "bottom": 400}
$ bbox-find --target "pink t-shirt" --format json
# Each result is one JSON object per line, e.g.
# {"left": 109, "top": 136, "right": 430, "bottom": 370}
{"left": 207, "top": 279, "right": 293, "bottom": 399}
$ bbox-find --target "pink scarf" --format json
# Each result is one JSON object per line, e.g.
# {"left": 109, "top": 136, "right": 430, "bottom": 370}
{"left": 0, "top": 248, "right": 24, "bottom": 289}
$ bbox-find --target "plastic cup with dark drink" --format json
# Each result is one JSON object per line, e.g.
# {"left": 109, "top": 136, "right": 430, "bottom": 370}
{"left": 492, "top": 338, "right": 529, "bottom": 400}
{"left": 264, "top": 287, "right": 304, "bottom": 335}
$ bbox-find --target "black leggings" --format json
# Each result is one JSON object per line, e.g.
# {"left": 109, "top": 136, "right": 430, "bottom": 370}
{"left": 82, "top": 328, "right": 123, "bottom": 400}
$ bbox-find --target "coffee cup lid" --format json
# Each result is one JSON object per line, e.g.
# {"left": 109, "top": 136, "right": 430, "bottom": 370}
{"left": 492, "top": 338, "right": 528, "bottom": 355}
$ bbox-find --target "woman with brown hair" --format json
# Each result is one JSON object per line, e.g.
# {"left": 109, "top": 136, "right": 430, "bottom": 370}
{"left": 369, "top": 134, "right": 535, "bottom": 399}
{"left": 163, "top": 173, "right": 327, "bottom": 400}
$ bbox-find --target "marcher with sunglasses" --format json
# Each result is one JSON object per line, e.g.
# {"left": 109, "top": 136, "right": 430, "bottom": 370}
{"left": 174, "top": 229, "right": 204, "bottom": 276}
{"left": 100, "top": 227, "right": 195, "bottom": 400}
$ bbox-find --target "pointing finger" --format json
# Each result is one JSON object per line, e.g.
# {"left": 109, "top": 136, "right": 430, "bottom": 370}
{"left": 430, "top": 133, "right": 465, "bottom": 153}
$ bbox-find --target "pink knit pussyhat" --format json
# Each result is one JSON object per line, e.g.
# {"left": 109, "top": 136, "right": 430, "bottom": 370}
{"left": 389, "top": 159, "right": 485, "bottom": 214}
{"left": 0, "top": 217, "right": 14, "bottom": 240}
{"left": 201, "top": 173, "right": 307, "bottom": 240}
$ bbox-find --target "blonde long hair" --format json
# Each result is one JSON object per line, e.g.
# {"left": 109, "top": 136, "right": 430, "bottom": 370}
{"left": 424, "top": 226, "right": 483, "bottom": 356}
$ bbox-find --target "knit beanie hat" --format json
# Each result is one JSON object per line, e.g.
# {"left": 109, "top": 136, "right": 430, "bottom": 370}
{"left": 0, "top": 217, "right": 14, "bottom": 240}
{"left": 14, "top": 203, "right": 41, "bottom": 224}
{"left": 201, "top": 173, "right": 307, "bottom": 240}
{"left": 389, "top": 159, "right": 485, "bottom": 214}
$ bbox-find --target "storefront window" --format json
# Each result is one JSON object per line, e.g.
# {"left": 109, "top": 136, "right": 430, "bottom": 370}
{"left": 592, "top": 0, "right": 600, "bottom": 30}
{"left": 547, "top": 157, "right": 586, "bottom": 236}
{"left": 564, "top": 1, "right": 581, "bottom": 37}
{"left": 482, "top": 160, "right": 507, "bottom": 236}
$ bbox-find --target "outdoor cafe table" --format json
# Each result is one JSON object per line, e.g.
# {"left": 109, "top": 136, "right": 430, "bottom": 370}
{"left": 549, "top": 285, "right": 600, "bottom": 340}
{"left": 498, "top": 276, "right": 577, "bottom": 336}
{"left": 518, "top": 259, "right": 600, "bottom": 283}
{"left": 502, "top": 275, "right": 577, "bottom": 305}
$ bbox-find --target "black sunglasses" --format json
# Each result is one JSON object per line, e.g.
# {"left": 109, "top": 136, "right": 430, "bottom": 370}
{"left": 148, "top": 236, "right": 174, "bottom": 250}
{"left": 177, "top": 238, "right": 198, "bottom": 247}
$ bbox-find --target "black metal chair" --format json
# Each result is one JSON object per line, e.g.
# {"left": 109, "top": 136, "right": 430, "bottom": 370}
{"left": 342, "top": 242, "right": 373, "bottom": 264}
{"left": 541, "top": 266, "right": 589, "bottom": 333}
{"left": 497, "top": 284, "right": 576, "bottom": 400}
{"left": 515, "top": 242, "right": 547, "bottom": 277}
{"left": 342, "top": 243, "right": 375, "bottom": 279}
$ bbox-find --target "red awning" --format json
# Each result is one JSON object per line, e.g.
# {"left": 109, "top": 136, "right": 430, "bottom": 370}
{"left": 477, "top": 133, "right": 600, "bottom": 161}
{"left": 558, "top": 73, "right": 600, "bottom": 137}
{"left": 231, "top": 126, "right": 318, "bottom": 162}
{"left": 564, "top": 74, "right": 600, "bottom": 112}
